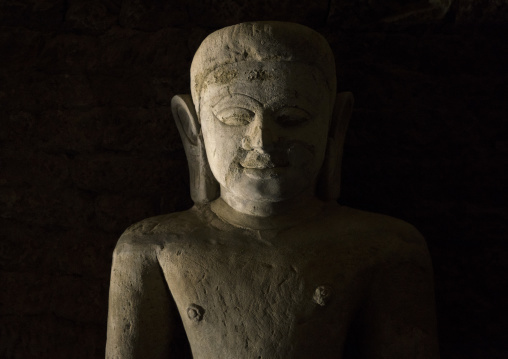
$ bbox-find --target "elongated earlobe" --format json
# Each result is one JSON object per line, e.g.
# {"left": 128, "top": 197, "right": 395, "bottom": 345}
{"left": 317, "top": 91, "right": 354, "bottom": 201}
{"left": 171, "top": 94, "right": 220, "bottom": 205}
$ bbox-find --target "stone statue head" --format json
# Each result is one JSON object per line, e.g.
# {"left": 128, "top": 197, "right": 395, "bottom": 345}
{"left": 172, "top": 22, "right": 353, "bottom": 213}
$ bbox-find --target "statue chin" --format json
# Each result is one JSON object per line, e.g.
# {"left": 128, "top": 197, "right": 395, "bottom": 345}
{"left": 224, "top": 166, "right": 313, "bottom": 204}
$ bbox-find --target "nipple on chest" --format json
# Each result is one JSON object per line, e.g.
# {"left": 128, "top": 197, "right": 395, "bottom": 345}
{"left": 187, "top": 304, "right": 205, "bottom": 322}
{"left": 312, "top": 285, "right": 333, "bottom": 306}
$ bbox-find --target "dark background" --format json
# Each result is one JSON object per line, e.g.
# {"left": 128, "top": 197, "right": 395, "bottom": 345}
{"left": 1, "top": 0, "right": 507, "bottom": 358}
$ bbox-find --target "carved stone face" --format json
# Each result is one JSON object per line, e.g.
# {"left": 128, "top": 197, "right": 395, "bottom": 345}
{"left": 199, "top": 61, "right": 332, "bottom": 203}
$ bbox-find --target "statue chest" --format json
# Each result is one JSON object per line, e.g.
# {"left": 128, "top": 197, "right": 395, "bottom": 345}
{"left": 158, "top": 231, "right": 362, "bottom": 358}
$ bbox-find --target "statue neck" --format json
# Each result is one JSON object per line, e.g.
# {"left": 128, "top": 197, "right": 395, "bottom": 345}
{"left": 211, "top": 187, "right": 327, "bottom": 230}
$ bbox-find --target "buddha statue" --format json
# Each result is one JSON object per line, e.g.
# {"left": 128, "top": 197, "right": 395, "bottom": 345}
{"left": 106, "top": 22, "right": 439, "bottom": 359}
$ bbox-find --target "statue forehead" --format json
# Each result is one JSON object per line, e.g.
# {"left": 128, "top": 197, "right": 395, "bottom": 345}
{"left": 200, "top": 61, "right": 328, "bottom": 113}
{"left": 190, "top": 22, "right": 337, "bottom": 114}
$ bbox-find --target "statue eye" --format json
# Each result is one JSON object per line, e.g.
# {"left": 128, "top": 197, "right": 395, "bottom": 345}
{"left": 276, "top": 108, "right": 311, "bottom": 127}
{"left": 214, "top": 108, "right": 254, "bottom": 126}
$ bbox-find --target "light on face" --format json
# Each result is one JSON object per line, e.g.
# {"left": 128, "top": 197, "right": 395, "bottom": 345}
{"left": 199, "top": 62, "right": 332, "bottom": 202}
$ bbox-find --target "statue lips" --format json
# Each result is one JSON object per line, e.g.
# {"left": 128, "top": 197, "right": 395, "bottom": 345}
{"left": 240, "top": 150, "right": 289, "bottom": 179}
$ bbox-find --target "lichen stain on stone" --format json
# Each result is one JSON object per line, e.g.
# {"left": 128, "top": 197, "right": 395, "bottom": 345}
{"left": 194, "top": 72, "right": 207, "bottom": 98}
{"left": 212, "top": 69, "right": 238, "bottom": 85}
{"left": 247, "top": 69, "right": 272, "bottom": 81}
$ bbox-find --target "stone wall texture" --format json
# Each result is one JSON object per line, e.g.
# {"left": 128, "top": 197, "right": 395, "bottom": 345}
{"left": 1, "top": 0, "right": 507, "bottom": 358}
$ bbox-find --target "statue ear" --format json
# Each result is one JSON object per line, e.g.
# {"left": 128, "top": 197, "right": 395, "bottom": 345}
{"left": 317, "top": 91, "right": 354, "bottom": 201}
{"left": 171, "top": 94, "right": 220, "bottom": 205}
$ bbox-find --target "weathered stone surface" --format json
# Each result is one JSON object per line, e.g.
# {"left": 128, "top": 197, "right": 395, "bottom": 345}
{"left": 93, "top": 27, "right": 190, "bottom": 75}
{"left": 0, "top": 314, "right": 105, "bottom": 359}
{"left": 100, "top": 106, "right": 181, "bottom": 152}
{"left": 1, "top": 272, "right": 53, "bottom": 316}
{"left": 452, "top": 0, "right": 508, "bottom": 23}
{"left": 0, "top": 186, "right": 94, "bottom": 228}
{"left": 1, "top": 1, "right": 507, "bottom": 358}
{"left": 328, "top": 0, "right": 452, "bottom": 29}
{"left": 181, "top": 0, "right": 330, "bottom": 28}
{"left": 94, "top": 194, "right": 157, "bottom": 233}
{"left": 37, "top": 33, "right": 100, "bottom": 74}
{"left": 107, "top": 22, "right": 439, "bottom": 359}
{"left": 0, "top": 27, "right": 46, "bottom": 72}
{"left": 0, "top": 0, "right": 66, "bottom": 31}
{"left": 0, "top": 221, "right": 47, "bottom": 272}
{"left": 118, "top": 0, "right": 189, "bottom": 30}
{"left": 51, "top": 275, "right": 108, "bottom": 323}
{"left": 64, "top": 0, "right": 116, "bottom": 35}
{"left": 33, "top": 73, "right": 99, "bottom": 109}
{"left": 70, "top": 153, "right": 186, "bottom": 194}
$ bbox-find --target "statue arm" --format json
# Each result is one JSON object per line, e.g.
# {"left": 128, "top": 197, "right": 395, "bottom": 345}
{"left": 358, "top": 232, "right": 440, "bottom": 358}
{"left": 106, "top": 235, "right": 176, "bottom": 359}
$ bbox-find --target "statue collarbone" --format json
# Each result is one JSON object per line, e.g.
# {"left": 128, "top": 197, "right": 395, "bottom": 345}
{"left": 107, "top": 21, "right": 439, "bottom": 359}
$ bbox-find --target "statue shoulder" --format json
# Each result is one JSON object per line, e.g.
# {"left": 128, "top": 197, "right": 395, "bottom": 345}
{"left": 336, "top": 206, "right": 431, "bottom": 266}
{"left": 124, "top": 206, "right": 208, "bottom": 236}
{"left": 114, "top": 206, "right": 209, "bottom": 255}
{"left": 334, "top": 208, "right": 439, "bottom": 358}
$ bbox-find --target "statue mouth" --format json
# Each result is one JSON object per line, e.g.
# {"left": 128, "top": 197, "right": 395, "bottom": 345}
{"left": 239, "top": 150, "right": 289, "bottom": 169}
{"left": 240, "top": 162, "right": 276, "bottom": 169}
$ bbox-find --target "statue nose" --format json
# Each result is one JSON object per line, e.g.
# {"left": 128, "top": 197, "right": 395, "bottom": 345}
{"left": 241, "top": 117, "right": 276, "bottom": 152}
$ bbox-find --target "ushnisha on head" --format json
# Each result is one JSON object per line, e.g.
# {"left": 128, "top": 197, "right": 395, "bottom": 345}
{"left": 172, "top": 22, "right": 353, "bottom": 218}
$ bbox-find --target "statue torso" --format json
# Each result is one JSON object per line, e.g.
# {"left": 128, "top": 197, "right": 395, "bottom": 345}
{"left": 123, "top": 202, "right": 423, "bottom": 359}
